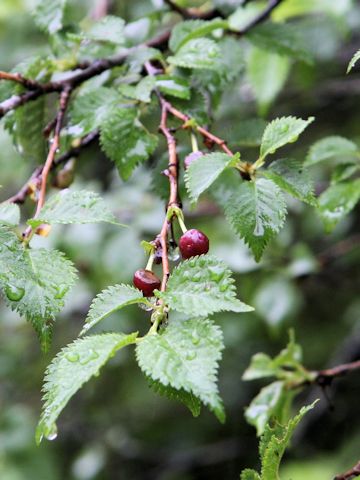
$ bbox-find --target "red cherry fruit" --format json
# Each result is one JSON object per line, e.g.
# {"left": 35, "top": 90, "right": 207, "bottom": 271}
{"left": 133, "top": 269, "right": 161, "bottom": 297}
{"left": 184, "top": 151, "right": 203, "bottom": 170}
{"left": 179, "top": 229, "right": 209, "bottom": 259}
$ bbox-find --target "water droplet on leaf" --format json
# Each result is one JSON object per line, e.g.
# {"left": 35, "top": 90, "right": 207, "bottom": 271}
{"left": 191, "top": 331, "right": 200, "bottom": 345}
{"left": 80, "top": 349, "right": 99, "bottom": 365}
{"left": 45, "top": 424, "right": 58, "bottom": 441}
{"left": 5, "top": 284, "right": 25, "bottom": 301}
{"left": 66, "top": 352, "right": 80, "bottom": 363}
{"left": 186, "top": 351, "right": 196, "bottom": 361}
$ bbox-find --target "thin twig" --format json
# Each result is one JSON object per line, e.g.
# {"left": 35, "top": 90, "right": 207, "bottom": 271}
{"left": 6, "top": 130, "right": 99, "bottom": 204}
{"left": 315, "top": 359, "right": 360, "bottom": 386}
{"left": 237, "top": 0, "right": 284, "bottom": 35}
{"left": 334, "top": 460, "right": 360, "bottom": 480}
{"left": 162, "top": 0, "right": 223, "bottom": 20}
{"left": 0, "top": 71, "right": 40, "bottom": 89}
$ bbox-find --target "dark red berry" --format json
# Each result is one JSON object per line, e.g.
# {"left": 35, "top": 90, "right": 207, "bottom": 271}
{"left": 133, "top": 269, "right": 161, "bottom": 297}
{"left": 184, "top": 151, "right": 203, "bottom": 170}
{"left": 179, "top": 229, "right": 209, "bottom": 259}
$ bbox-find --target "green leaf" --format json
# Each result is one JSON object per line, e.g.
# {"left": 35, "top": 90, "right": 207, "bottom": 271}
{"left": 248, "top": 22, "right": 313, "bottom": 64}
{"left": 70, "top": 87, "right": 122, "bottom": 136}
{"left": 0, "top": 240, "right": 77, "bottom": 352}
{"left": 100, "top": 108, "right": 158, "bottom": 180}
{"left": 28, "top": 190, "right": 120, "bottom": 228}
{"left": 318, "top": 179, "right": 360, "bottom": 232}
{"left": 263, "top": 158, "right": 316, "bottom": 205}
{"left": 224, "top": 178, "right": 287, "bottom": 261}
{"left": 36, "top": 332, "right": 138, "bottom": 444}
{"left": 247, "top": 48, "right": 291, "bottom": 116}
{"left": 245, "top": 381, "right": 287, "bottom": 436}
{"left": 136, "top": 317, "right": 225, "bottom": 422}
{"left": 185, "top": 152, "right": 236, "bottom": 202}
{"left": 260, "top": 403, "right": 317, "bottom": 479}
{"left": 168, "top": 38, "right": 221, "bottom": 70}
{"left": 80, "top": 284, "right": 144, "bottom": 336}
{"left": 169, "top": 18, "right": 228, "bottom": 52}
{"left": 148, "top": 378, "right": 201, "bottom": 417}
{"left": 119, "top": 77, "right": 156, "bottom": 103}
{"left": 87, "top": 15, "right": 125, "bottom": 45}
{"left": 228, "top": 4, "right": 264, "bottom": 32}
{"left": 231, "top": 118, "right": 267, "bottom": 147}
{"left": 305, "top": 136, "right": 358, "bottom": 167}
{"left": 260, "top": 116, "right": 314, "bottom": 161}
{"left": 156, "top": 254, "right": 253, "bottom": 317}
{"left": 0, "top": 202, "right": 20, "bottom": 226}
{"left": 156, "top": 75, "right": 191, "bottom": 100}
{"left": 15, "top": 97, "right": 47, "bottom": 163}
{"left": 33, "top": 0, "right": 67, "bottom": 35}
{"left": 240, "top": 470, "right": 261, "bottom": 480}
{"left": 331, "top": 163, "right": 360, "bottom": 184}
{"left": 347, "top": 49, "right": 360, "bottom": 73}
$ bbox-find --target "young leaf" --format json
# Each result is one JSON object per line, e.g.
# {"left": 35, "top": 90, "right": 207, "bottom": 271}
{"left": 305, "top": 136, "right": 358, "bottom": 167}
{"left": 70, "top": 87, "right": 122, "bottom": 136}
{"left": 224, "top": 178, "right": 287, "bottom": 261}
{"left": 260, "top": 116, "right": 314, "bottom": 162}
{"left": 169, "top": 18, "right": 228, "bottom": 52}
{"left": 168, "top": 38, "right": 221, "bottom": 70}
{"left": 229, "top": 4, "right": 264, "bottom": 32}
{"left": 136, "top": 317, "right": 225, "bottom": 422}
{"left": 28, "top": 190, "right": 120, "bottom": 228}
{"left": 185, "top": 152, "right": 236, "bottom": 202}
{"left": 347, "top": 49, "right": 360, "bottom": 73}
{"left": 0, "top": 202, "right": 20, "bottom": 226}
{"left": 156, "top": 255, "right": 253, "bottom": 317}
{"left": 247, "top": 48, "right": 290, "bottom": 116}
{"left": 263, "top": 158, "right": 316, "bottom": 205}
{"left": 155, "top": 75, "right": 191, "bottom": 100}
{"left": 260, "top": 403, "right": 317, "bottom": 479}
{"left": 33, "top": 0, "right": 67, "bottom": 35}
{"left": 240, "top": 470, "right": 261, "bottom": 480}
{"left": 36, "top": 332, "right": 138, "bottom": 444}
{"left": 248, "top": 22, "right": 313, "bottom": 64}
{"left": 87, "top": 15, "right": 125, "bottom": 45}
{"left": 318, "top": 179, "right": 360, "bottom": 232}
{"left": 147, "top": 378, "right": 201, "bottom": 417}
{"left": 80, "top": 284, "right": 144, "bottom": 336}
{"left": 100, "top": 108, "right": 158, "bottom": 180}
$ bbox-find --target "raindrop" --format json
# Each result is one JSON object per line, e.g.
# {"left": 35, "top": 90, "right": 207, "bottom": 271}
{"left": 45, "top": 424, "right": 58, "bottom": 441}
{"left": 138, "top": 302, "right": 153, "bottom": 312}
{"left": 66, "top": 352, "right": 80, "bottom": 363}
{"left": 5, "top": 284, "right": 25, "bottom": 302}
{"left": 168, "top": 247, "right": 180, "bottom": 262}
{"left": 80, "top": 349, "right": 99, "bottom": 365}
{"left": 219, "top": 283, "right": 228, "bottom": 293}
{"left": 191, "top": 331, "right": 200, "bottom": 345}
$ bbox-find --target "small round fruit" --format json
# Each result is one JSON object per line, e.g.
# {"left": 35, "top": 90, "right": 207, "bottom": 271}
{"left": 133, "top": 269, "right": 161, "bottom": 297}
{"left": 184, "top": 151, "right": 203, "bottom": 169}
{"left": 179, "top": 229, "right": 209, "bottom": 259}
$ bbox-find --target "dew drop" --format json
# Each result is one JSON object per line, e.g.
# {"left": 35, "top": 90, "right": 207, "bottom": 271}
{"left": 138, "top": 302, "right": 154, "bottom": 312}
{"left": 79, "top": 349, "right": 99, "bottom": 365}
{"left": 168, "top": 247, "right": 180, "bottom": 262}
{"left": 281, "top": 124, "right": 289, "bottom": 133}
{"left": 5, "top": 284, "right": 25, "bottom": 302}
{"left": 191, "top": 331, "right": 200, "bottom": 345}
{"left": 66, "top": 352, "right": 80, "bottom": 363}
{"left": 219, "top": 283, "right": 228, "bottom": 292}
{"left": 55, "top": 284, "right": 69, "bottom": 299}
{"left": 186, "top": 351, "right": 197, "bottom": 361}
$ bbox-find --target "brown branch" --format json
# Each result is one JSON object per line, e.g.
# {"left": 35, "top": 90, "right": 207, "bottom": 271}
{"left": 334, "top": 460, "right": 360, "bottom": 480}
{"left": 6, "top": 130, "right": 99, "bottom": 205}
{"left": 314, "top": 359, "right": 360, "bottom": 387}
{"left": 162, "top": 0, "right": 223, "bottom": 20}
{"left": 0, "top": 71, "right": 41, "bottom": 90}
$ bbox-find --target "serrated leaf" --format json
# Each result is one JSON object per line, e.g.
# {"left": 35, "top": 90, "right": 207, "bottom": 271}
{"left": 0, "top": 239, "right": 77, "bottom": 352}
{"left": 169, "top": 18, "right": 228, "bottom": 52}
{"left": 240, "top": 470, "right": 261, "bottom": 480}
{"left": 245, "top": 381, "right": 286, "bottom": 436}
{"left": 224, "top": 178, "right": 287, "bottom": 261}
{"left": 156, "top": 75, "right": 191, "bottom": 100}
{"left": 171, "top": 89, "right": 209, "bottom": 125}
{"left": 80, "top": 284, "right": 144, "bottom": 336}
{"left": 136, "top": 317, "right": 225, "bottom": 422}
{"left": 318, "top": 179, "right": 360, "bottom": 232}
{"left": 305, "top": 136, "right": 359, "bottom": 167}
{"left": 0, "top": 202, "right": 20, "bottom": 226}
{"left": 347, "top": 49, "right": 360, "bottom": 74}
{"left": 33, "top": 0, "right": 67, "bottom": 35}
{"left": 248, "top": 22, "right": 313, "bottom": 64}
{"left": 28, "top": 190, "right": 120, "bottom": 228}
{"left": 36, "top": 332, "right": 138, "bottom": 443}
{"left": 168, "top": 38, "right": 221, "bottom": 70}
{"left": 331, "top": 163, "right": 360, "bottom": 184}
{"left": 260, "top": 116, "right": 314, "bottom": 161}
{"left": 185, "top": 152, "right": 236, "bottom": 202}
{"left": 148, "top": 378, "right": 201, "bottom": 417}
{"left": 260, "top": 402, "right": 317, "bottom": 479}
{"left": 87, "top": 15, "right": 125, "bottom": 45}
{"left": 157, "top": 255, "right": 253, "bottom": 317}
{"left": 263, "top": 158, "right": 316, "bottom": 205}
{"left": 100, "top": 108, "right": 158, "bottom": 180}
{"left": 247, "top": 47, "right": 291, "bottom": 116}
{"left": 15, "top": 97, "right": 47, "bottom": 163}
{"left": 231, "top": 118, "right": 267, "bottom": 147}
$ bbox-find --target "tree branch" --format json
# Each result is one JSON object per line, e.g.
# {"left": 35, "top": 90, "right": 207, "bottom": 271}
{"left": 315, "top": 359, "right": 360, "bottom": 387}
{"left": 334, "top": 460, "right": 360, "bottom": 480}
{"left": 237, "top": 0, "right": 284, "bottom": 35}
{"left": 162, "top": 0, "right": 223, "bottom": 20}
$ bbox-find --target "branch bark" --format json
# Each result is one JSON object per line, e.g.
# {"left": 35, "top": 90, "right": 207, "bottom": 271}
{"left": 334, "top": 460, "right": 360, "bottom": 480}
